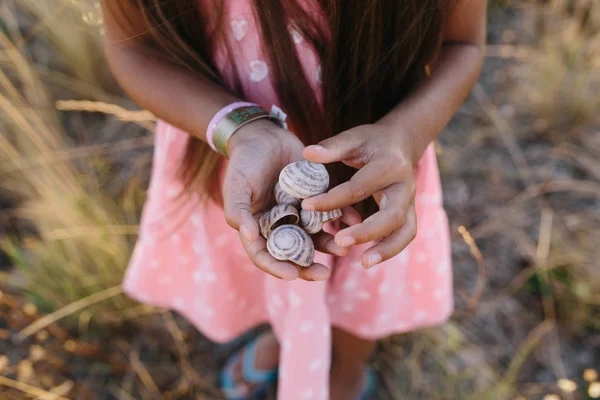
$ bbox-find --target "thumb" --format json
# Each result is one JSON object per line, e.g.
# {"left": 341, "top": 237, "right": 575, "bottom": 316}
{"left": 303, "top": 129, "right": 365, "bottom": 164}
{"left": 222, "top": 176, "right": 260, "bottom": 243}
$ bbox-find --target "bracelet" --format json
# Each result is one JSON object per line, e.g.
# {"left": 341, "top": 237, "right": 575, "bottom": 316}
{"left": 207, "top": 103, "right": 287, "bottom": 158}
{"left": 206, "top": 102, "right": 256, "bottom": 152}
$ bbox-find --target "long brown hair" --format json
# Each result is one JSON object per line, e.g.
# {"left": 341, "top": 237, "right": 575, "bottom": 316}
{"left": 110, "top": 0, "right": 450, "bottom": 214}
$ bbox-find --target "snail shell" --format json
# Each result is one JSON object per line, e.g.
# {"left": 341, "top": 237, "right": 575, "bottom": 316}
{"left": 267, "top": 224, "right": 315, "bottom": 267}
{"left": 300, "top": 210, "right": 324, "bottom": 234}
{"left": 300, "top": 209, "right": 343, "bottom": 234}
{"left": 321, "top": 209, "right": 343, "bottom": 223}
{"left": 274, "top": 182, "right": 300, "bottom": 207}
{"left": 278, "top": 161, "right": 330, "bottom": 199}
{"left": 259, "top": 204, "right": 300, "bottom": 239}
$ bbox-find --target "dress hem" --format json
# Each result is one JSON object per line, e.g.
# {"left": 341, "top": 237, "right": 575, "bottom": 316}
{"left": 123, "top": 282, "right": 454, "bottom": 344}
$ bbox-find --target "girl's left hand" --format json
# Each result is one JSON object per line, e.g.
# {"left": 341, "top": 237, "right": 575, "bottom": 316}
{"left": 302, "top": 123, "right": 418, "bottom": 269}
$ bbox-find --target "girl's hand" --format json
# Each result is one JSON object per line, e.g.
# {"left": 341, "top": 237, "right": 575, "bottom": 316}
{"left": 222, "top": 120, "right": 361, "bottom": 281}
{"left": 302, "top": 123, "right": 418, "bottom": 269}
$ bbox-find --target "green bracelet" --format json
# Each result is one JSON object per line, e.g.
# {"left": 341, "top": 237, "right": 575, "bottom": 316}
{"left": 213, "top": 106, "right": 281, "bottom": 158}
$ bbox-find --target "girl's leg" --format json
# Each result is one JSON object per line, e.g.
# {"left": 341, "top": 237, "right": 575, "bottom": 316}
{"left": 226, "top": 327, "right": 374, "bottom": 399}
{"left": 330, "top": 327, "right": 376, "bottom": 400}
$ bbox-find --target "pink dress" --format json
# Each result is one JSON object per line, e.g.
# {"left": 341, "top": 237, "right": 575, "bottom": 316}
{"left": 123, "top": 2, "right": 453, "bottom": 398}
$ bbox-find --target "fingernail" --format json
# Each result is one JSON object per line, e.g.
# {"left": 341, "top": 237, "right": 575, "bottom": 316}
{"left": 307, "top": 145, "right": 326, "bottom": 153}
{"left": 366, "top": 254, "right": 382, "bottom": 268}
{"left": 240, "top": 225, "right": 253, "bottom": 242}
{"left": 338, "top": 236, "right": 355, "bottom": 247}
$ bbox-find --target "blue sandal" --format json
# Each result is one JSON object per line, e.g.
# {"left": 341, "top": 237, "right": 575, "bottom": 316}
{"left": 358, "top": 367, "right": 377, "bottom": 400}
{"left": 220, "top": 338, "right": 278, "bottom": 399}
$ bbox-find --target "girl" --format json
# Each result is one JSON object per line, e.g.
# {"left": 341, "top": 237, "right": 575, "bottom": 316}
{"left": 101, "top": 1, "right": 486, "bottom": 399}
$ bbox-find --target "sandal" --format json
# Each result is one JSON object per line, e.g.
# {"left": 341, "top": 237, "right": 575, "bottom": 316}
{"left": 221, "top": 339, "right": 374, "bottom": 400}
{"left": 220, "top": 337, "right": 278, "bottom": 399}
{"left": 358, "top": 367, "right": 376, "bottom": 400}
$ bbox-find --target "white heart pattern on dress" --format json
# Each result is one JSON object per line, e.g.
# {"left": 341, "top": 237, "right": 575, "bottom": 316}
{"left": 172, "top": 297, "right": 185, "bottom": 308}
{"left": 357, "top": 291, "right": 371, "bottom": 300}
{"left": 190, "top": 213, "right": 201, "bottom": 226}
{"left": 193, "top": 269, "right": 203, "bottom": 283}
{"left": 414, "top": 311, "right": 428, "bottom": 322}
{"left": 249, "top": 60, "right": 269, "bottom": 82}
{"left": 215, "top": 234, "right": 230, "bottom": 248}
{"left": 288, "top": 290, "right": 302, "bottom": 308}
{"left": 299, "top": 321, "right": 315, "bottom": 333}
{"left": 308, "top": 358, "right": 322, "bottom": 372}
{"left": 343, "top": 279, "right": 357, "bottom": 291}
{"left": 166, "top": 185, "right": 180, "bottom": 199}
{"left": 230, "top": 19, "right": 248, "bottom": 41}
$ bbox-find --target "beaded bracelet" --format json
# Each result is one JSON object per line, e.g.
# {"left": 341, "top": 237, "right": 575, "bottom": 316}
{"left": 207, "top": 103, "right": 286, "bottom": 158}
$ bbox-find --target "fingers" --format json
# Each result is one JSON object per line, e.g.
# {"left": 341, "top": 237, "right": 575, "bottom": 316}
{"left": 313, "top": 231, "right": 351, "bottom": 257}
{"left": 302, "top": 160, "right": 397, "bottom": 211}
{"left": 340, "top": 206, "right": 362, "bottom": 226}
{"left": 239, "top": 232, "right": 300, "bottom": 280}
{"left": 334, "top": 182, "right": 414, "bottom": 246}
{"left": 298, "top": 263, "right": 331, "bottom": 281}
{"left": 362, "top": 203, "right": 417, "bottom": 269}
{"left": 222, "top": 167, "right": 260, "bottom": 242}
{"left": 303, "top": 129, "right": 365, "bottom": 164}
{"left": 239, "top": 232, "right": 331, "bottom": 282}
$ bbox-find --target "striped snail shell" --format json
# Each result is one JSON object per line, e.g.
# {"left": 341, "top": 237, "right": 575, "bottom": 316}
{"left": 278, "top": 161, "right": 330, "bottom": 199}
{"left": 300, "top": 209, "right": 343, "bottom": 234}
{"left": 259, "top": 204, "right": 300, "bottom": 239}
{"left": 274, "top": 182, "right": 300, "bottom": 207}
{"left": 300, "top": 210, "right": 324, "bottom": 234}
{"left": 321, "top": 209, "right": 343, "bottom": 223}
{"left": 267, "top": 224, "right": 315, "bottom": 267}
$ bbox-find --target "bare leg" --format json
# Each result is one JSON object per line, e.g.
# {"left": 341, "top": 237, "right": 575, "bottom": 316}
{"left": 330, "top": 327, "right": 376, "bottom": 400}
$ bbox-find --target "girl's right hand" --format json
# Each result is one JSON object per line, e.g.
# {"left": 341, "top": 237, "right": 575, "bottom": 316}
{"left": 222, "top": 120, "right": 360, "bottom": 282}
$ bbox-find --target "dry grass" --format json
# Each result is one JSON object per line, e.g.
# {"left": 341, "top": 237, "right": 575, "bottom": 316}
{"left": 515, "top": 0, "right": 600, "bottom": 137}
{"left": 16, "top": 0, "right": 110, "bottom": 90}
{"left": 0, "top": 1, "right": 141, "bottom": 321}
{"left": 481, "top": 0, "right": 600, "bottom": 337}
